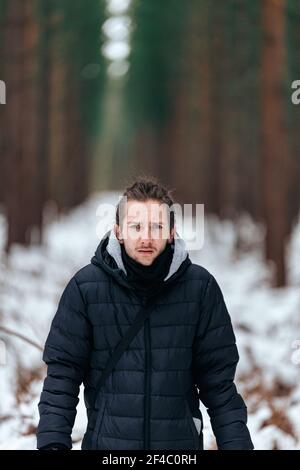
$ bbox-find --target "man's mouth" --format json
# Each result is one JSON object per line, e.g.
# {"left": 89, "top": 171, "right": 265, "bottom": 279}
{"left": 137, "top": 249, "right": 154, "bottom": 254}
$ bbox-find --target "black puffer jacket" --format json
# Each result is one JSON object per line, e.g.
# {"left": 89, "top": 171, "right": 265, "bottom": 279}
{"left": 36, "top": 229, "right": 254, "bottom": 450}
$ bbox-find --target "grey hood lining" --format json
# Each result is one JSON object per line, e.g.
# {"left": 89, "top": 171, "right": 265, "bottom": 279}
{"left": 106, "top": 228, "right": 188, "bottom": 281}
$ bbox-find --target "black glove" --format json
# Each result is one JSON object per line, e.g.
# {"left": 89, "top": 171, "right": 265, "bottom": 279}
{"left": 39, "top": 442, "right": 69, "bottom": 450}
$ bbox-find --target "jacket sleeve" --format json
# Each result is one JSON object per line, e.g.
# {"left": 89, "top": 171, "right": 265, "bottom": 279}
{"left": 36, "top": 276, "right": 92, "bottom": 449}
{"left": 192, "top": 274, "right": 254, "bottom": 450}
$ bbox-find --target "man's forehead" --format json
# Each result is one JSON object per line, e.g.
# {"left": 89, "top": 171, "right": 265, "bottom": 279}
{"left": 125, "top": 201, "right": 168, "bottom": 215}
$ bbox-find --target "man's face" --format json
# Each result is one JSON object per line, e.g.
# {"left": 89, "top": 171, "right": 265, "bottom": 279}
{"left": 115, "top": 199, "right": 175, "bottom": 266}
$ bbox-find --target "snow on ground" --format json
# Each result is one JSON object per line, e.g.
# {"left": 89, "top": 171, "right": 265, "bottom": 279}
{"left": 0, "top": 193, "right": 299, "bottom": 450}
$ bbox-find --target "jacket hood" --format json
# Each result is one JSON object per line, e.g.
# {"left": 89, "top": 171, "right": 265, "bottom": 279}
{"left": 91, "top": 228, "right": 191, "bottom": 292}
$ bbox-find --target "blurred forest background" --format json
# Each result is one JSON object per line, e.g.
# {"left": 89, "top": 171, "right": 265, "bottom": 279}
{"left": 0, "top": 0, "right": 300, "bottom": 450}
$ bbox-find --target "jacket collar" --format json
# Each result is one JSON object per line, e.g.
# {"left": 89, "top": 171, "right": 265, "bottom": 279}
{"left": 106, "top": 228, "right": 189, "bottom": 281}
{"left": 91, "top": 228, "right": 191, "bottom": 291}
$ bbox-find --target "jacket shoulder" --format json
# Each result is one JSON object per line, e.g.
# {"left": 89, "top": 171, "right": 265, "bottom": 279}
{"left": 72, "top": 262, "right": 109, "bottom": 287}
{"left": 187, "top": 263, "right": 226, "bottom": 302}
{"left": 180, "top": 262, "right": 213, "bottom": 303}
{"left": 185, "top": 262, "right": 212, "bottom": 283}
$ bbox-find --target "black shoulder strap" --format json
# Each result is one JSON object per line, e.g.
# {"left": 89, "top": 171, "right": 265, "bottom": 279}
{"left": 90, "top": 299, "right": 156, "bottom": 409}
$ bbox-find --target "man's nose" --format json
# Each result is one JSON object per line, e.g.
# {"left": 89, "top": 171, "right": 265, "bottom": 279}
{"left": 140, "top": 225, "right": 152, "bottom": 242}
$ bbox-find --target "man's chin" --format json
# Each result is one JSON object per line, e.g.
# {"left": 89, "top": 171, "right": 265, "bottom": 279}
{"left": 136, "top": 255, "right": 155, "bottom": 266}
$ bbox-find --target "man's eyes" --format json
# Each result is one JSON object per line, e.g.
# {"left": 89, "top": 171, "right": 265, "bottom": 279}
{"left": 129, "top": 223, "right": 163, "bottom": 230}
{"left": 129, "top": 224, "right": 140, "bottom": 230}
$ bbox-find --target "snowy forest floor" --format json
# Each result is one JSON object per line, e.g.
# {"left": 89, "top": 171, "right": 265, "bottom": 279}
{"left": 0, "top": 192, "right": 299, "bottom": 450}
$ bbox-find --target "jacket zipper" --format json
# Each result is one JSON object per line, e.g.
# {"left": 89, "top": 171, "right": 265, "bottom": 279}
{"left": 143, "top": 298, "right": 151, "bottom": 450}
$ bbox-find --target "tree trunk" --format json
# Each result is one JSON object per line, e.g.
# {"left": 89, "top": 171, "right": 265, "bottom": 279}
{"left": 4, "top": 0, "right": 40, "bottom": 250}
{"left": 261, "top": 0, "right": 289, "bottom": 287}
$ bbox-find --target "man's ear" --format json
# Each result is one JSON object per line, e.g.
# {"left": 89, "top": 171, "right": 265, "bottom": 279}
{"left": 114, "top": 223, "right": 124, "bottom": 244}
{"left": 167, "top": 226, "right": 176, "bottom": 244}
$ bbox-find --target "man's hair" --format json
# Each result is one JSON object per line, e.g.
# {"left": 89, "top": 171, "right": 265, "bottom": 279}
{"left": 116, "top": 176, "right": 176, "bottom": 231}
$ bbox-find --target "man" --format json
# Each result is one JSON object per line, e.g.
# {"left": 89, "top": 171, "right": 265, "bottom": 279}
{"left": 36, "top": 177, "right": 254, "bottom": 450}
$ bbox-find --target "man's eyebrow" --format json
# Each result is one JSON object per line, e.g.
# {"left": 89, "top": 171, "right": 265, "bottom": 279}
{"left": 126, "top": 220, "right": 165, "bottom": 225}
